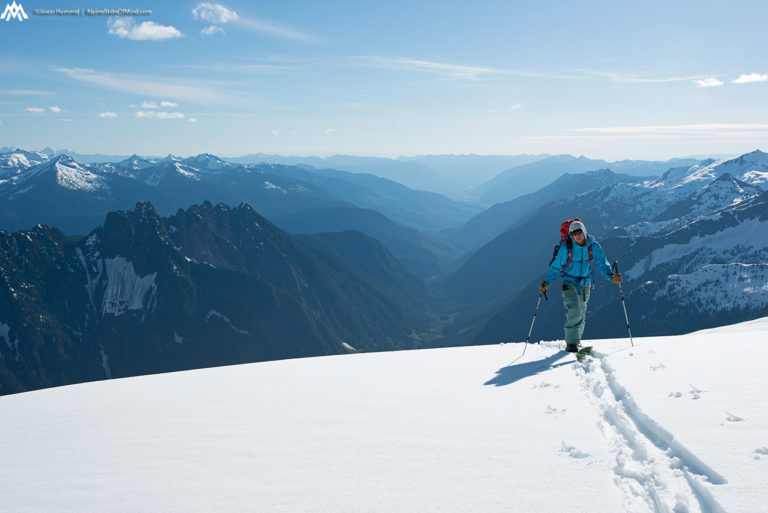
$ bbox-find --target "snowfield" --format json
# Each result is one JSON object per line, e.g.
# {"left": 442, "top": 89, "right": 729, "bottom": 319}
{"left": 1, "top": 318, "right": 767, "bottom": 512}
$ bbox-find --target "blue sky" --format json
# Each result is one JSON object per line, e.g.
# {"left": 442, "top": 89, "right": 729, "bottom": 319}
{"left": 1, "top": 0, "right": 767, "bottom": 160}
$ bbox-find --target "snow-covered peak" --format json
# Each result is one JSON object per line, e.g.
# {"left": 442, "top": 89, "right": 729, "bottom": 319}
{"left": 181, "top": 153, "right": 233, "bottom": 171}
{"left": 172, "top": 162, "right": 201, "bottom": 181}
{"left": 159, "top": 154, "right": 183, "bottom": 164}
{"left": 681, "top": 150, "right": 768, "bottom": 189}
{"left": 116, "top": 154, "right": 156, "bottom": 171}
{"left": 39, "top": 146, "right": 65, "bottom": 157}
{"left": 654, "top": 163, "right": 705, "bottom": 188}
{"left": 0, "top": 150, "right": 50, "bottom": 177}
{"left": 684, "top": 173, "right": 763, "bottom": 216}
{"left": 53, "top": 157, "right": 108, "bottom": 192}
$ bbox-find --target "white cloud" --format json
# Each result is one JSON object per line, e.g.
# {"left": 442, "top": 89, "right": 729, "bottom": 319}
{"left": 192, "top": 2, "right": 238, "bottom": 24}
{"left": 140, "top": 100, "right": 177, "bottom": 108}
{"left": 178, "top": 61, "right": 297, "bottom": 73}
{"left": 360, "top": 59, "right": 723, "bottom": 85}
{"left": 188, "top": 118, "right": 198, "bottom": 123}
{"left": 136, "top": 111, "right": 186, "bottom": 119}
{"left": 569, "top": 123, "right": 768, "bottom": 135}
{"left": 201, "top": 25, "right": 225, "bottom": 36}
{"left": 192, "top": 2, "right": 317, "bottom": 42}
{"left": 272, "top": 130, "right": 280, "bottom": 136}
{"left": 0, "top": 89, "right": 55, "bottom": 96}
{"left": 693, "top": 77, "right": 724, "bottom": 88}
{"left": 359, "top": 57, "right": 587, "bottom": 81}
{"left": 25, "top": 107, "right": 44, "bottom": 113}
{"left": 53, "top": 67, "right": 231, "bottom": 105}
{"left": 733, "top": 73, "right": 768, "bottom": 84}
{"left": 324, "top": 128, "right": 335, "bottom": 134}
{"left": 156, "top": 112, "right": 185, "bottom": 119}
{"left": 99, "top": 112, "right": 118, "bottom": 118}
{"left": 236, "top": 17, "right": 318, "bottom": 42}
{"left": 108, "top": 17, "right": 183, "bottom": 41}
{"left": 49, "top": 106, "right": 62, "bottom": 113}
{"left": 364, "top": 57, "right": 497, "bottom": 80}
{"left": 582, "top": 69, "right": 703, "bottom": 84}
{"left": 57, "top": 118, "right": 72, "bottom": 122}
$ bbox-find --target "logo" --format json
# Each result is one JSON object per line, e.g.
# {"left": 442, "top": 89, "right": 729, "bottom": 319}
{"left": 1, "top": 2, "right": 28, "bottom": 21}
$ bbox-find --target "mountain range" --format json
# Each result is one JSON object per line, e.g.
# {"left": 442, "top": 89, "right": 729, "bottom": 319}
{"left": 471, "top": 154, "right": 702, "bottom": 205}
{"left": 0, "top": 147, "right": 549, "bottom": 200}
{"left": 0, "top": 149, "right": 480, "bottom": 280}
{"left": 2, "top": 147, "right": 767, "bottom": 395}
{"left": 0, "top": 201, "right": 439, "bottom": 395}
{"left": 459, "top": 150, "right": 768, "bottom": 344}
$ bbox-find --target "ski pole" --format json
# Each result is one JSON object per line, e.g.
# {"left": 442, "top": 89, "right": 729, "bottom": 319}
{"left": 612, "top": 261, "right": 634, "bottom": 347}
{"left": 522, "top": 291, "right": 546, "bottom": 356}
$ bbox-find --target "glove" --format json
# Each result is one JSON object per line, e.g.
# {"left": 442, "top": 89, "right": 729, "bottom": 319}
{"left": 538, "top": 281, "right": 548, "bottom": 294}
{"left": 611, "top": 273, "right": 623, "bottom": 284}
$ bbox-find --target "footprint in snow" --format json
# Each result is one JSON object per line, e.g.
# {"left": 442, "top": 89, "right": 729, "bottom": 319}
{"left": 725, "top": 412, "right": 744, "bottom": 422}
{"left": 669, "top": 391, "right": 683, "bottom": 398}
{"left": 545, "top": 405, "right": 566, "bottom": 415}
{"left": 688, "top": 384, "right": 704, "bottom": 400}
{"left": 560, "top": 442, "right": 591, "bottom": 461}
{"left": 754, "top": 447, "right": 768, "bottom": 459}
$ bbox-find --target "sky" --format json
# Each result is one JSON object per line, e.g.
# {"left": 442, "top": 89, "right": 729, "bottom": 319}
{"left": 1, "top": 0, "right": 767, "bottom": 160}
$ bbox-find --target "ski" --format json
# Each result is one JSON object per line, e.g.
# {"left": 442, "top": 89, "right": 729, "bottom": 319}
{"left": 576, "top": 346, "right": 593, "bottom": 362}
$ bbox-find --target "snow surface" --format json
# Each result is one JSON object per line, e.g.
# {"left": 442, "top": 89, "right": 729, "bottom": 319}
{"left": 1, "top": 319, "right": 767, "bottom": 512}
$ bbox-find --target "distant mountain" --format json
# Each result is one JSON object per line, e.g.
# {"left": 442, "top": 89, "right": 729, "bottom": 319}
{"left": 0, "top": 201, "right": 438, "bottom": 395}
{"left": 475, "top": 187, "right": 768, "bottom": 344}
{"left": 232, "top": 154, "right": 448, "bottom": 194}
{"left": 0, "top": 149, "right": 478, "bottom": 237}
{"left": 447, "top": 169, "right": 652, "bottom": 253}
{"left": 296, "top": 230, "right": 438, "bottom": 315}
{"left": 471, "top": 155, "right": 611, "bottom": 205}
{"left": 4, "top": 146, "right": 133, "bottom": 163}
{"left": 441, "top": 150, "right": 768, "bottom": 344}
{"left": 228, "top": 153, "right": 550, "bottom": 199}
{"left": 472, "top": 155, "right": 701, "bottom": 205}
{"left": 295, "top": 166, "right": 481, "bottom": 234}
{"left": 446, "top": 151, "right": 767, "bottom": 305}
{"left": 0, "top": 149, "right": 51, "bottom": 173}
{"left": 273, "top": 206, "right": 453, "bottom": 280}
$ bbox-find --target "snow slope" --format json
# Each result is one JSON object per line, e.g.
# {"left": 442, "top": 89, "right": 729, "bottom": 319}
{"left": 1, "top": 319, "right": 767, "bottom": 512}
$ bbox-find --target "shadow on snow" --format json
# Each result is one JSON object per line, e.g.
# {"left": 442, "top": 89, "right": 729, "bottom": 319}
{"left": 484, "top": 349, "right": 573, "bottom": 387}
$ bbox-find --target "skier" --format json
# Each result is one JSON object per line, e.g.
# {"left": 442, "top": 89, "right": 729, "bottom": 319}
{"left": 538, "top": 220, "right": 622, "bottom": 352}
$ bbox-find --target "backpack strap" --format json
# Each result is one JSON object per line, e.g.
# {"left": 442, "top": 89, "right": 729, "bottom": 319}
{"left": 561, "top": 238, "right": 573, "bottom": 275}
{"left": 561, "top": 239, "right": 594, "bottom": 275}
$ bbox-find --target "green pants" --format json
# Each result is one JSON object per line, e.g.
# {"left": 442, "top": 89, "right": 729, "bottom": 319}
{"left": 562, "top": 282, "right": 591, "bottom": 346}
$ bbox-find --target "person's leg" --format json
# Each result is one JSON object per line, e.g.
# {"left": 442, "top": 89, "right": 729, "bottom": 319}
{"left": 562, "top": 282, "right": 586, "bottom": 348}
{"left": 577, "top": 285, "right": 591, "bottom": 341}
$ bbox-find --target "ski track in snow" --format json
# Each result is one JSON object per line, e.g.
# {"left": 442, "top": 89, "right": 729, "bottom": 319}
{"left": 569, "top": 349, "right": 727, "bottom": 513}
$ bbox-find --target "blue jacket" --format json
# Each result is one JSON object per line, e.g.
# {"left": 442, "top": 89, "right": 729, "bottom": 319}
{"left": 544, "top": 235, "right": 613, "bottom": 290}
